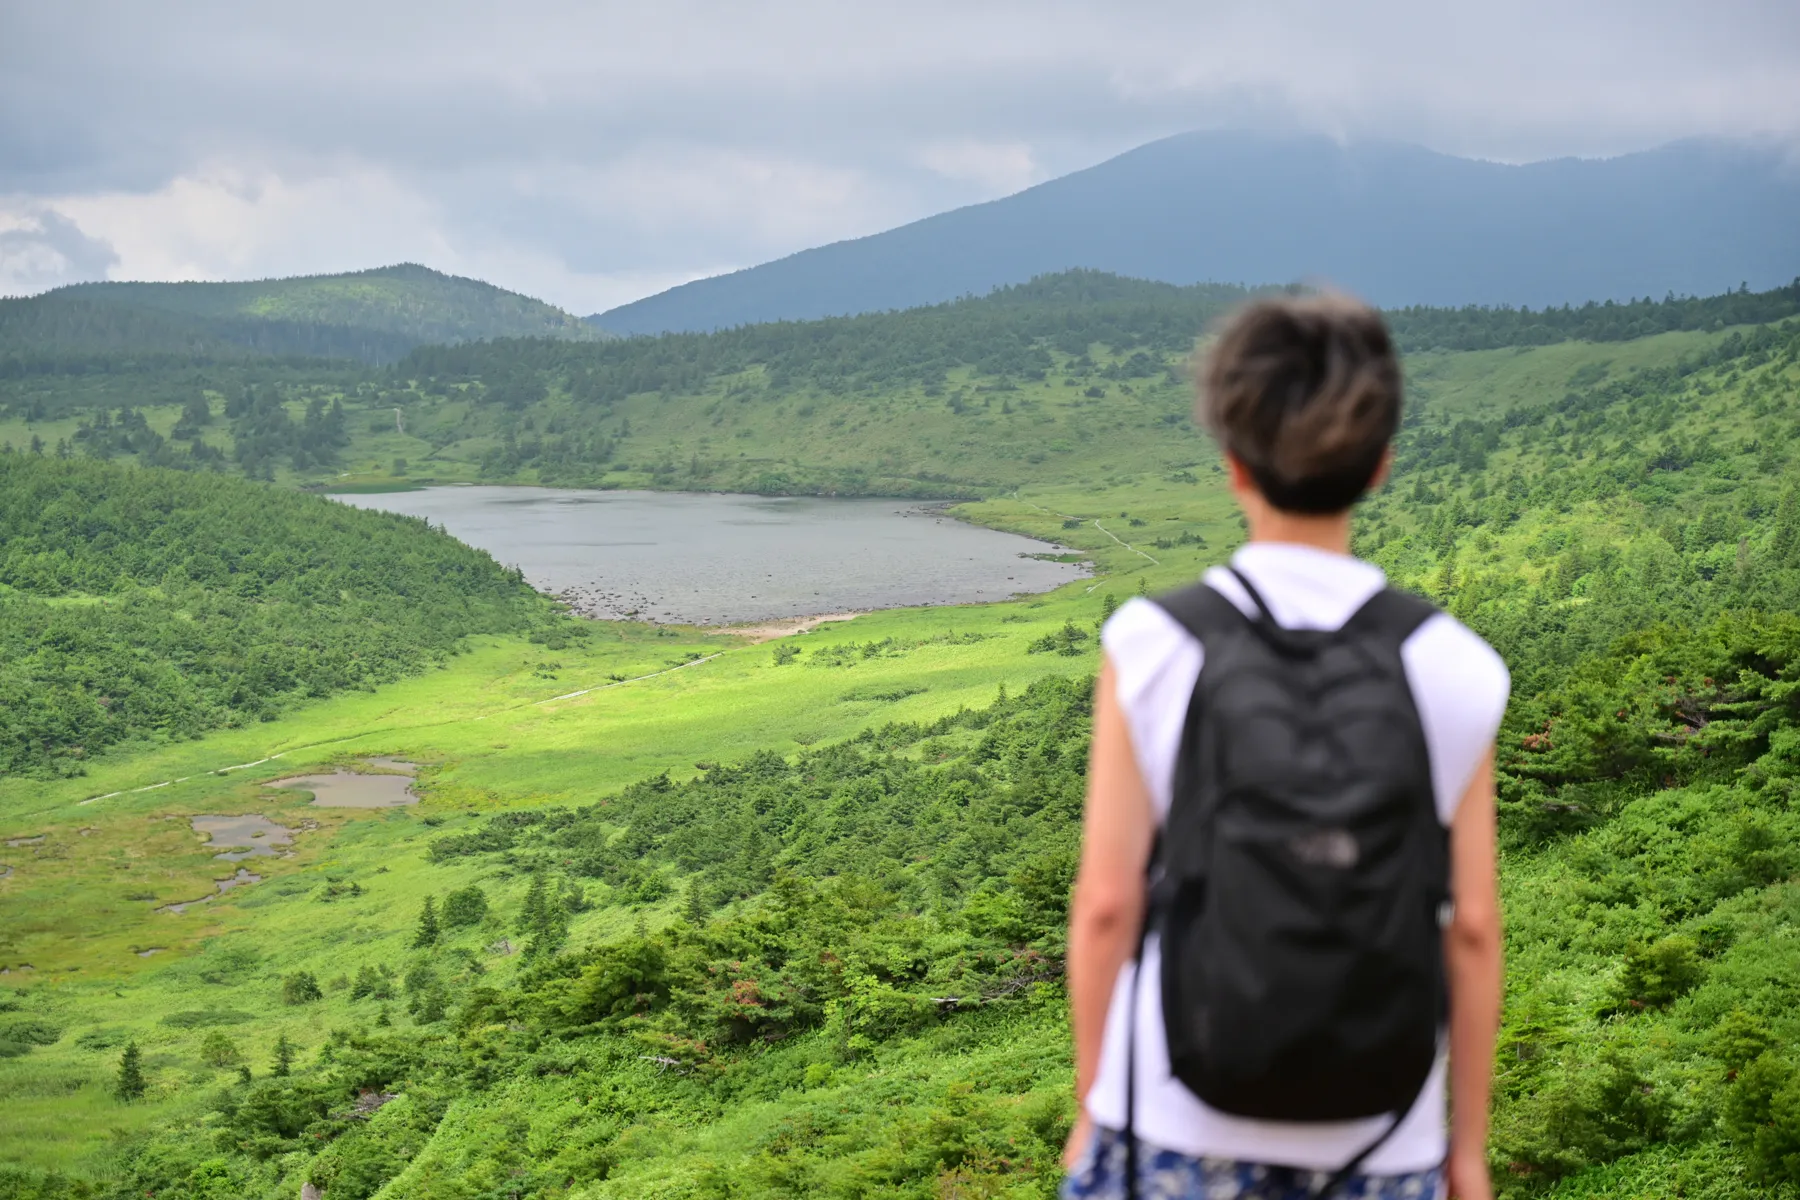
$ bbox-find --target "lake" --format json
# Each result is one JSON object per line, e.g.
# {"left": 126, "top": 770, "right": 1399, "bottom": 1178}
{"left": 335, "top": 486, "right": 1087, "bottom": 624}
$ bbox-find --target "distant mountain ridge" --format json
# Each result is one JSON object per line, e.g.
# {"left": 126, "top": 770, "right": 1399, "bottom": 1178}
{"left": 591, "top": 132, "right": 1800, "bottom": 334}
{"left": 1, "top": 263, "right": 602, "bottom": 370}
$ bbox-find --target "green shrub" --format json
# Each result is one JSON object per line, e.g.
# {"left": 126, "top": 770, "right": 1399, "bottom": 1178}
{"left": 350, "top": 965, "right": 393, "bottom": 1001}
{"left": 281, "top": 971, "right": 323, "bottom": 1005}
{"left": 0, "top": 1018, "right": 61, "bottom": 1058}
{"left": 441, "top": 885, "right": 488, "bottom": 928}
{"left": 1613, "top": 936, "right": 1705, "bottom": 1010}
{"left": 1726, "top": 1053, "right": 1800, "bottom": 1184}
{"left": 198, "top": 1030, "right": 240, "bottom": 1067}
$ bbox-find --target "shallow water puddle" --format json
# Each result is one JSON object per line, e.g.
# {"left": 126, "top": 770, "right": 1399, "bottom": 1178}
{"left": 269, "top": 762, "right": 418, "bottom": 808}
{"left": 192, "top": 813, "right": 293, "bottom": 860}
{"left": 156, "top": 868, "right": 263, "bottom": 914}
{"left": 5, "top": 835, "right": 44, "bottom": 848}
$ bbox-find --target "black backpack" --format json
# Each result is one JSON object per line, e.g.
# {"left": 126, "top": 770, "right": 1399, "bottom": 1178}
{"left": 1123, "top": 568, "right": 1448, "bottom": 1191}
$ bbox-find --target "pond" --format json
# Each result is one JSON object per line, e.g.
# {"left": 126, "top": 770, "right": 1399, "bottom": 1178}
{"left": 191, "top": 814, "right": 293, "bottom": 861}
{"left": 270, "top": 763, "right": 418, "bottom": 809}
{"left": 334, "top": 487, "right": 1086, "bottom": 624}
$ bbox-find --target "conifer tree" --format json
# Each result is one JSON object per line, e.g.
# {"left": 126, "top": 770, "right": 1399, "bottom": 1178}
{"left": 115, "top": 1040, "right": 146, "bottom": 1100}
{"left": 684, "top": 879, "right": 710, "bottom": 927}
{"left": 272, "top": 1033, "right": 295, "bottom": 1078}
{"left": 412, "top": 894, "right": 441, "bottom": 948}
{"left": 519, "top": 871, "right": 567, "bottom": 958}
{"left": 517, "top": 873, "right": 548, "bottom": 935}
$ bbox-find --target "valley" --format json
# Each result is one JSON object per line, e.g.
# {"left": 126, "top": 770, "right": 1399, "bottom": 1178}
{"left": 1, "top": 268, "right": 1799, "bottom": 1199}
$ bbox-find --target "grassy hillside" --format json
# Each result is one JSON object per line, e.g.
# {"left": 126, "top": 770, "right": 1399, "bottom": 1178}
{"left": 0, "top": 264, "right": 602, "bottom": 372}
{"left": 2, "top": 305, "right": 1800, "bottom": 1198}
{"left": 0, "top": 456, "right": 564, "bottom": 777}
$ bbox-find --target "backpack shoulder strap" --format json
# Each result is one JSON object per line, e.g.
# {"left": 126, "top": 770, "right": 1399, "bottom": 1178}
{"left": 1150, "top": 577, "right": 1249, "bottom": 644}
{"left": 1336, "top": 585, "right": 1438, "bottom": 649}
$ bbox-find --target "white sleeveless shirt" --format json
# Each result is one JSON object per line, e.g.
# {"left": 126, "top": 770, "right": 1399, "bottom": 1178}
{"left": 1084, "top": 543, "right": 1509, "bottom": 1174}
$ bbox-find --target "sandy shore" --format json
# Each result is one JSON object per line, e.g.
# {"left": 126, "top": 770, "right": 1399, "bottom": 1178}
{"left": 709, "top": 611, "right": 865, "bottom": 643}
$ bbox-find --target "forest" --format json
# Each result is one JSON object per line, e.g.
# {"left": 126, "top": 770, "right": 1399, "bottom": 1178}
{"left": 1, "top": 279, "right": 1799, "bottom": 1199}
{"left": 0, "top": 455, "right": 556, "bottom": 777}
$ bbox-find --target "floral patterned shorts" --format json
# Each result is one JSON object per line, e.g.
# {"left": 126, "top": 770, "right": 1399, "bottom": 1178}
{"left": 1061, "top": 1126, "right": 1445, "bottom": 1200}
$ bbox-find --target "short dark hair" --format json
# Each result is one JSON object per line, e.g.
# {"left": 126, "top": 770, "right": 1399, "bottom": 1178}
{"left": 1199, "top": 294, "right": 1401, "bottom": 514}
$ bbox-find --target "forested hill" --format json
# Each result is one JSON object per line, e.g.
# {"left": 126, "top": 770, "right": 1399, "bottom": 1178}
{"left": 0, "top": 264, "right": 602, "bottom": 373}
{"left": 0, "top": 454, "right": 560, "bottom": 777}
{"left": 424, "top": 270, "right": 1800, "bottom": 389}
{"left": 383, "top": 274, "right": 1800, "bottom": 498}
{"left": 593, "top": 132, "right": 1800, "bottom": 333}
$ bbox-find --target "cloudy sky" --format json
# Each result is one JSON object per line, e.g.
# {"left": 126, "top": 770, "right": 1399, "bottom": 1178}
{"left": 3, "top": 0, "right": 1797, "bottom": 314}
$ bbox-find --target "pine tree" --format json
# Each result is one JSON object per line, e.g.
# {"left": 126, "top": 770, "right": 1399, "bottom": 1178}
{"left": 272, "top": 1033, "right": 295, "bottom": 1078}
{"left": 684, "top": 879, "right": 710, "bottom": 927}
{"left": 412, "top": 894, "right": 440, "bottom": 948}
{"left": 519, "top": 871, "right": 567, "bottom": 958}
{"left": 1771, "top": 483, "right": 1800, "bottom": 567}
{"left": 115, "top": 1041, "right": 146, "bottom": 1100}
{"left": 1432, "top": 554, "right": 1458, "bottom": 601}
{"left": 517, "top": 873, "right": 549, "bottom": 935}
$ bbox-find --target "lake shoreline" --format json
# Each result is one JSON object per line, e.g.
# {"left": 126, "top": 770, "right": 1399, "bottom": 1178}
{"left": 336, "top": 485, "right": 1089, "bottom": 626}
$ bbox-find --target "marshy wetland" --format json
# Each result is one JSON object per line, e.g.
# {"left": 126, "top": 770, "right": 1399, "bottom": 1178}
{"left": 268, "top": 760, "right": 418, "bottom": 809}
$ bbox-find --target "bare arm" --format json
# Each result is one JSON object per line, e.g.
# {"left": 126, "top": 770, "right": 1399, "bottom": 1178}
{"left": 1065, "top": 659, "right": 1157, "bottom": 1164}
{"left": 1445, "top": 748, "right": 1502, "bottom": 1199}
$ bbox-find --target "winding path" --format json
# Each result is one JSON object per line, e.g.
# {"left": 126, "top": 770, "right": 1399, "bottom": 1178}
{"left": 1009, "top": 497, "right": 1160, "bottom": 593}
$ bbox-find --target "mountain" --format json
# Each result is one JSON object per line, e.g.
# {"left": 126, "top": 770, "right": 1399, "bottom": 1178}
{"left": 592, "top": 132, "right": 1800, "bottom": 334}
{"left": 0, "top": 263, "right": 603, "bottom": 369}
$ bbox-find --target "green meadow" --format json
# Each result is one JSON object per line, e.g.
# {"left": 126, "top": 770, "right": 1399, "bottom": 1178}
{"left": 0, "top": 561, "right": 1150, "bottom": 1180}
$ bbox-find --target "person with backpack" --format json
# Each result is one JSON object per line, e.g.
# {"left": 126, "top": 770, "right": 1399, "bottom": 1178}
{"left": 1063, "top": 295, "right": 1507, "bottom": 1200}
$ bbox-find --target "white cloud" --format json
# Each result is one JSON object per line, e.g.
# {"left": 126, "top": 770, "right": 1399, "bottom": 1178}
{"left": 915, "top": 141, "right": 1044, "bottom": 196}
{"left": 46, "top": 166, "right": 448, "bottom": 284}
{"left": 0, "top": 210, "right": 120, "bottom": 295}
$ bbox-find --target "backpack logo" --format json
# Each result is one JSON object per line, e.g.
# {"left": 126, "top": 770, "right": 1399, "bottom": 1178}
{"left": 1286, "top": 828, "right": 1359, "bottom": 869}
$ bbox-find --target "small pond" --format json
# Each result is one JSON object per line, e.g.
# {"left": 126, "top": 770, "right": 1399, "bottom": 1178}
{"left": 191, "top": 814, "right": 293, "bottom": 860}
{"left": 269, "top": 764, "right": 418, "bottom": 809}
{"left": 335, "top": 487, "right": 1086, "bottom": 624}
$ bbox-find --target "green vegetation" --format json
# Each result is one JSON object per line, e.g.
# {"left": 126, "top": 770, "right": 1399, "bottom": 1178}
{"left": 0, "top": 455, "right": 557, "bottom": 777}
{"left": 2, "top": 275, "right": 1800, "bottom": 1198}
{"left": 113, "top": 1043, "right": 144, "bottom": 1101}
{"left": 0, "top": 263, "right": 602, "bottom": 372}
{"left": 5, "top": 271, "right": 1792, "bottom": 500}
